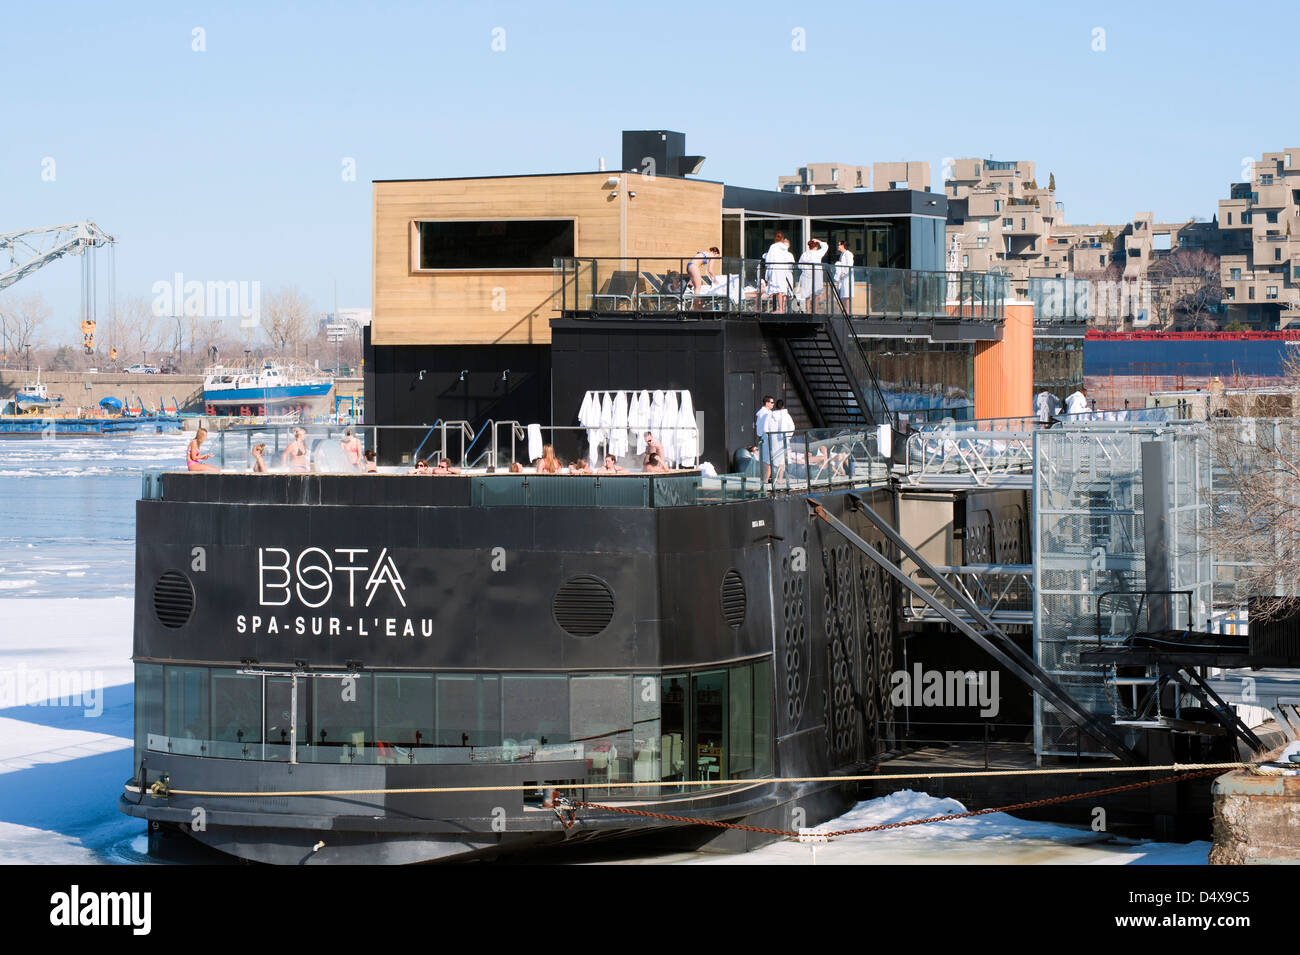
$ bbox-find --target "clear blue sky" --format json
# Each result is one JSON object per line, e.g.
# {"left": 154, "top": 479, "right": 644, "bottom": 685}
{"left": 1, "top": 0, "right": 1289, "bottom": 337}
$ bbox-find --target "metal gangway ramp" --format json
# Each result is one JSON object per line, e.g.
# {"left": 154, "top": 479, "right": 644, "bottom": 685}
{"left": 808, "top": 493, "right": 1140, "bottom": 763}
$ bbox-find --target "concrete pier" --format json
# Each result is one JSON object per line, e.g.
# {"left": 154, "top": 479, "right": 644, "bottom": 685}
{"left": 1210, "top": 766, "right": 1300, "bottom": 864}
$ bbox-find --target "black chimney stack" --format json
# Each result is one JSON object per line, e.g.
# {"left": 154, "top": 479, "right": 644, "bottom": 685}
{"left": 621, "top": 130, "right": 705, "bottom": 178}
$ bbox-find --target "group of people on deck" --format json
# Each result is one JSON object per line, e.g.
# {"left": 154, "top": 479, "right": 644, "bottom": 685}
{"left": 186, "top": 426, "right": 375, "bottom": 474}
{"left": 761, "top": 233, "right": 854, "bottom": 313}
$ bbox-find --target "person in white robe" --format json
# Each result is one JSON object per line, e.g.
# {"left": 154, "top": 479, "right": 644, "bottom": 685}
{"left": 762, "top": 233, "right": 796, "bottom": 313}
{"left": 770, "top": 399, "right": 796, "bottom": 485}
{"left": 1034, "top": 390, "right": 1060, "bottom": 424}
{"left": 755, "top": 394, "right": 775, "bottom": 481}
{"left": 1064, "top": 386, "right": 1089, "bottom": 417}
{"left": 796, "top": 239, "right": 828, "bottom": 312}
{"left": 834, "top": 240, "right": 855, "bottom": 308}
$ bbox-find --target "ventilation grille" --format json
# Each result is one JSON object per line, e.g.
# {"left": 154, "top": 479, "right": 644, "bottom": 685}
{"left": 721, "top": 570, "right": 746, "bottom": 630}
{"left": 153, "top": 571, "right": 195, "bottom": 629}
{"left": 553, "top": 575, "right": 615, "bottom": 637}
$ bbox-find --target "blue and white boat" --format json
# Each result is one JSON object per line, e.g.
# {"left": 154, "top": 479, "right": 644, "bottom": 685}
{"left": 202, "top": 360, "right": 332, "bottom": 414}
{"left": 14, "top": 373, "right": 63, "bottom": 413}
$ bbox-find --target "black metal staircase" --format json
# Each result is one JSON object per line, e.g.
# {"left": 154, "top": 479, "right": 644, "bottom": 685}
{"left": 764, "top": 277, "right": 896, "bottom": 432}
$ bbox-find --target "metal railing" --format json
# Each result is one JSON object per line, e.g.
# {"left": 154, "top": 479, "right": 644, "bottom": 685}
{"left": 755, "top": 426, "right": 889, "bottom": 493}
{"left": 905, "top": 563, "right": 1034, "bottom": 628}
{"left": 553, "top": 257, "right": 1006, "bottom": 323}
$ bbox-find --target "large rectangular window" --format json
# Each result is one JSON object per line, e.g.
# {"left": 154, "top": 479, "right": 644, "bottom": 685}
{"left": 437, "top": 674, "right": 500, "bottom": 747}
{"left": 375, "top": 674, "right": 434, "bottom": 749}
{"left": 416, "top": 219, "right": 574, "bottom": 270}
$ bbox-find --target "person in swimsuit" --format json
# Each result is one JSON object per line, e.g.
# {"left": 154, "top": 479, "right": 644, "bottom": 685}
{"left": 251, "top": 442, "right": 269, "bottom": 473}
{"left": 340, "top": 428, "right": 363, "bottom": 471}
{"left": 186, "top": 428, "right": 220, "bottom": 472}
{"left": 643, "top": 451, "right": 669, "bottom": 473}
{"left": 410, "top": 458, "right": 430, "bottom": 474}
{"left": 363, "top": 449, "right": 378, "bottom": 473}
{"left": 569, "top": 457, "right": 592, "bottom": 474}
{"left": 597, "top": 454, "right": 627, "bottom": 475}
{"left": 431, "top": 458, "right": 461, "bottom": 475}
{"left": 281, "top": 428, "right": 309, "bottom": 471}
{"left": 537, "top": 444, "right": 562, "bottom": 474}
{"left": 642, "top": 432, "right": 665, "bottom": 470}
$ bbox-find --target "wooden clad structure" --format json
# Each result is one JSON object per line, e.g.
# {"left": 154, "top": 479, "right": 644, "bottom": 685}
{"left": 372, "top": 173, "right": 722, "bottom": 346}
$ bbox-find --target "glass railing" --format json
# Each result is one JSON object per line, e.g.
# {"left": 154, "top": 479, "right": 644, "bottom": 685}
{"left": 205, "top": 422, "right": 476, "bottom": 473}
{"left": 554, "top": 257, "right": 1006, "bottom": 323}
{"left": 148, "top": 423, "right": 890, "bottom": 503}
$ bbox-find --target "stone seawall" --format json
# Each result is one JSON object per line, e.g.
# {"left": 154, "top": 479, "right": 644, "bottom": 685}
{"left": 0, "top": 371, "right": 206, "bottom": 412}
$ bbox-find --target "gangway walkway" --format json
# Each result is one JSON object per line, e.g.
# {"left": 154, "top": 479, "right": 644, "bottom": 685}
{"left": 902, "top": 428, "right": 1035, "bottom": 489}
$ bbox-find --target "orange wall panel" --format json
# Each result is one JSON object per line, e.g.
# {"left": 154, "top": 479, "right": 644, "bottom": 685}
{"left": 973, "top": 301, "right": 1034, "bottom": 419}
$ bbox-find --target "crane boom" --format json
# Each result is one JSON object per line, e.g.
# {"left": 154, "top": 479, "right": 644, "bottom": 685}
{"left": 0, "top": 221, "right": 116, "bottom": 292}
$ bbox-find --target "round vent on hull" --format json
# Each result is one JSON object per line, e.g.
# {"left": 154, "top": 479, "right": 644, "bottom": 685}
{"left": 553, "top": 575, "right": 615, "bottom": 637}
{"left": 721, "top": 569, "right": 746, "bottom": 630}
{"left": 153, "top": 570, "right": 195, "bottom": 629}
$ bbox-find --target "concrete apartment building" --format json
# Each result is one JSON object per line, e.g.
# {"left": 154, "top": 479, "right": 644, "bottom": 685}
{"left": 943, "top": 158, "right": 1063, "bottom": 296}
{"left": 778, "top": 161, "right": 930, "bottom": 195}
{"left": 1218, "top": 149, "right": 1300, "bottom": 327}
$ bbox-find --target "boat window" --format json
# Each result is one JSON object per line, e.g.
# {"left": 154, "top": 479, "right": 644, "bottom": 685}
{"left": 691, "top": 670, "right": 727, "bottom": 782}
{"left": 728, "top": 665, "right": 754, "bottom": 778}
{"left": 502, "top": 675, "right": 569, "bottom": 744}
{"left": 164, "top": 666, "right": 210, "bottom": 743}
{"left": 436, "top": 674, "right": 501, "bottom": 747}
{"left": 375, "top": 674, "right": 434, "bottom": 749}
{"left": 210, "top": 671, "right": 262, "bottom": 745}
{"left": 134, "top": 664, "right": 164, "bottom": 766}
{"left": 312, "top": 675, "right": 372, "bottom": 758}
{"left": 659, "top": 675, "right": 688, "bottom": 782}
{"left": 753, "top": 659, "right": 773, "bottom": 776}
{"left": 571, "top": 675, "right": 632, "bottom": 784}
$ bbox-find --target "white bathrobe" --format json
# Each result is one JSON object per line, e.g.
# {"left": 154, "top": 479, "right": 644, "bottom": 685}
{"left": 610, "top": 391, "right": 629, "bottom": 458}
{"left": 599, "top": 392, "right": 614, "bottom": 453}
{"left": 662, "top": 390, "right": 679, "bottom": 466}
{"left": 835, "top": 248, "right": 855, "bottom": 302}
{"left": 579, "top": 391, "right": 603, "bottom": 464}
{"left": 763, "top": 242, "right": 796, "bottom": 297}
{"left": 650, "top": 390, "right": 666, "bottom": 447}
{"left": 635, "top": 390, "right": 652, "bottom": 454}
{"left": 676, "top": 390, "right": 698, "bottom": 467}
{"left": 797, "top": 240, "right": 828, "bottom": 302}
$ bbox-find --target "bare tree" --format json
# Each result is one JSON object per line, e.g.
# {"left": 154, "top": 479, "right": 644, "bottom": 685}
{"left": 1150, "top": 248, "right": 1223, "bottom": 331}
{"left": 0, "top": 293, "right": 51, "bottom": 364}
{"left": 1205, "top": 414, "right": 1300, "bottom": 620}
{"left": 113, "top": 295, "right": 171, "bottom": 365}
{"left": 261, "top": 287, "right": 316, "bottom": 359}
